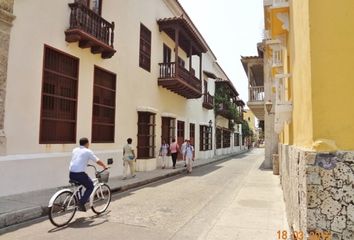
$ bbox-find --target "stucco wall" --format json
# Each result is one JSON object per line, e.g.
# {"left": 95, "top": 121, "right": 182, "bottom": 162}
{"left": 309, "top": 0, "right": 354, "bottom": 150}
{"left": 288, "top": 0, "right": 313, "bottom": 148}
{"left": 0, "top": 0, "right": 234, "bottom": 196}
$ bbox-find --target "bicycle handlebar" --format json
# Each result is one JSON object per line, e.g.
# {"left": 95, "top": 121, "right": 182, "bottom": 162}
{"left": 87, "top": 164, "right": 109, "bottom": 174}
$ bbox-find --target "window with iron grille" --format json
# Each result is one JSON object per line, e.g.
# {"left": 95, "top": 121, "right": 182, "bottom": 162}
{"left": 189, "top": 123, "right": 195, "bottom": 147}
{"left": 161, "top": 117, "right": 175, "bottom": 144}
{"left": 137, "top": 112, "right": 155, "bottom": 158}
{"left": 40, "top": 46, "right": 79, "bottom": 144}
{"left": 139, "top": 24, "right": 151, "bottom": 72}
{"left": 223, "top": 129, "right": 231, "bottom": 148}
{"left": 92, "top": 66, "right": 116, "bottom": 143}
{"left": 199, "top": 125, "right": 212, "bottom": 151}
{"left": 216, "top": 127, "right": 222, "bottom": 149}
{"left": 234, "top": 133, "right": 240, "bottom": 146}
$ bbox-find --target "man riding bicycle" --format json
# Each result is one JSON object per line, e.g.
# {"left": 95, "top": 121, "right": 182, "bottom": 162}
{"left": 69, "top": 137, "right": 108, "bottom": 212}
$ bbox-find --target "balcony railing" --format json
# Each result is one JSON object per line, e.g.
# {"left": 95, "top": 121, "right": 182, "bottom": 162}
{"left": 158, "top": 62, "right": 202, "bottom": 99}
{"left": 249, "top": 86, "right": 265, "bottom": 102}
{"left": 272, "top": 48, "right": 283, "bottom": 67}
{"left": 65, "top": 2, "right": 116, "bottom": 59}
{"left": 203, "top": 92, "right": 214, "bottom": 110}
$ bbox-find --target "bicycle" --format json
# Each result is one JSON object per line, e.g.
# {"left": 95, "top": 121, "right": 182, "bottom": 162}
{"left": 48, "top": 164, "right": 112, "bottom": 227}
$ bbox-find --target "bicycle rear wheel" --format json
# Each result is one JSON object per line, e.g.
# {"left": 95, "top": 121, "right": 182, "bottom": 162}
{"left": 49, "top": 190, "right": 77, "bottom": 227}
{"left": 91, "top": 184, "right": 111, "bottom": 214}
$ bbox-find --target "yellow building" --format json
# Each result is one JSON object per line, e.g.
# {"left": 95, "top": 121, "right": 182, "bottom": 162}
{"left": 262, "top": 0, "right": 354, "bottom": 238}
{"left": 243, "top": 109, "right": 256, "bottom": 133}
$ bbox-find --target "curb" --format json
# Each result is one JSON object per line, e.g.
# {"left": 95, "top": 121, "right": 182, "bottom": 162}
{"left": 0, "top": 150, "right": 248, "bottom": 230}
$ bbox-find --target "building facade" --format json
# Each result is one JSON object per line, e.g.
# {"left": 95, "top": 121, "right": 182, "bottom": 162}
{"left": 260, "top": 0, "right": 354, "bottom": 238}
{"left": 0, "top": 0, "right": 245, "bottom": 197}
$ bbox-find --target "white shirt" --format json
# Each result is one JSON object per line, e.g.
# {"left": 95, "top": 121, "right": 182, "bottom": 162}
{"left": 181, "top": 142, "right": 187, "bottom": 153}
{"left": 69, "top": 146, "right": 99, "bottom": 173}
{"left": 185, "top": 145, "right": 194, "bottom": 159}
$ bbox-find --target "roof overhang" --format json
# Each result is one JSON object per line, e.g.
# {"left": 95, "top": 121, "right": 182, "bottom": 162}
{"left": 203, "top": 70, "right": 217, "bottom": 79}
{"left": 215, "top": 79, "right": 239, "bottom": 97}
{"left": 241, "top": 56, "right": 264, "bottom": 86}
{"left": 157, "top": 16, "right": 208, "bottom": 56}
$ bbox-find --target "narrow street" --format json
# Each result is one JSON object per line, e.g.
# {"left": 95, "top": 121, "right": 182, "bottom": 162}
{"left": 1, "top": 149, "right": 288, "bottom": 240}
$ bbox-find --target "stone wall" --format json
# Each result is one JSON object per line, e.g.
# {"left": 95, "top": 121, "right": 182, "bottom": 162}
{"left": 280, "top": 144, "right": 354, "bottom": 240}
{"left": 0, "top": 0, "right": 15, "bottom": 155}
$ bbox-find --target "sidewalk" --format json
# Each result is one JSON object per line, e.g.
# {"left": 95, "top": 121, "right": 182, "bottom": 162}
{"left": 204, "top": 151, "right": 289, "bottom": 240}
{"left": 0, "top": 150, "right": 247, "bottom": 229}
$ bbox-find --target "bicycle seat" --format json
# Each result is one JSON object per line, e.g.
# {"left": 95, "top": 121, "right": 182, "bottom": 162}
{"left": 69, "top": 180, "right": 81, "bottom": 186}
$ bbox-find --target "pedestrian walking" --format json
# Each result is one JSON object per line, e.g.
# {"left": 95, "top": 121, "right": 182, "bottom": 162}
{"left": 122, "top": 138, "right": 136, "bottom": 180}
{"left": 185, "top": 139, "right": 194, "bottom": 173}
{"left": 169, "top": 138, "right": 179, "bottom": 169}
{"left": 159, "top": 139, "right": 169, "bottom": 169}
{"left": 181, "top": 139, "right": 187, "bottom": 167}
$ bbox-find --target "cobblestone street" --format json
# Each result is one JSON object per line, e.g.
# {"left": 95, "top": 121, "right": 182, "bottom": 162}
{"left": 1, "top": 149, "right": 288, "bottom": 240}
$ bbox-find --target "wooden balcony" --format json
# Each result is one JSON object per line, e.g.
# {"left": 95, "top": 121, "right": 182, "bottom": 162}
{"left": 203, "top": 92, "right": 214, "bottom": 109}
{"left": 216, "top": 103, "right": 233, "bottom": 119}
{"left": 65, "top": 2, "right": 116, "bottom": 59}
{"left": 158, "top": 62, "right": 202, "bottom": 99}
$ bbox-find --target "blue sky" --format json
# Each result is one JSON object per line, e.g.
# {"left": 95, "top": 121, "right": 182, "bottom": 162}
{"left": 179, "top": 0, "right": 264, "bottom": 103}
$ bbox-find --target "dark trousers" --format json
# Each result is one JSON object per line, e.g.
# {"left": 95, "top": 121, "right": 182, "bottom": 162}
{"left": 171, "top": 153, "right": 178, "bottom": 167}
{"left": 69, "top": 172, "right": 94, "bottom": 205}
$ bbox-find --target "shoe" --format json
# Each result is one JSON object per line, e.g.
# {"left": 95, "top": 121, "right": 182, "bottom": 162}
{"left": 173, "top": 166, "right": 176, "bottom": 169}
{"left": 184, "top": 164, "right": 187, "bottom": 167}
{"left": 132, "top": 174, "right": 136, "bottom": 178}
{"left": 77, "top": 204, "right": 86, "bottom": 212}
{"left": 162, "top": 166, "right": 165, "bottom": 169}
{"left": 122, "top": 177, "right": 127, "bottom": 180}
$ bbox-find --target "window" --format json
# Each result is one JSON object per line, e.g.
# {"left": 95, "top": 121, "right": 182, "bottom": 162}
{"left": 92, "top": 66, "right": 116, "bottom": 143}
{"left": 216, "top": 128, "right": 222, "bottom": 149}
{"left": 178, "top": 57, "right": 185, "bottom": 68}
{"left": 163, "top": 44, "right": 171, "bottom": 63}
{"left": 80, "top": 0, "right": 102, "bottom": 15}
{"left": 139, "top": 24, "right": 151, "bottom": 72}
{"left": 177, "top": 121, "right": 185, "bottom": 139}
{"left": 190, "top": 123, "right": 195, "bottom": 146}
{"left": 40, "top": 46, "right": 79, "bottom": 144}
{"left": 204, "top": 80, "right": 208, "bottom": 94}
{"left": 234, "top": 133, "right": 240, "bottom": 146}
{"left": 162, "top": 117, "right": 175, "bottom": 144}
{"left": 223, "top": 129, "right": 231, "bottom": 148}
{"left": 137, "top": 112, "right": 156, "bottom": 158}
{"left": 200, "top": 125, "right": 212, "bottom": 151}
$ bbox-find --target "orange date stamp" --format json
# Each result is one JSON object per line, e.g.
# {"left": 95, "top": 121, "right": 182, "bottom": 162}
{"left": 276, "top": 230, "right": 332, "bottom": 240}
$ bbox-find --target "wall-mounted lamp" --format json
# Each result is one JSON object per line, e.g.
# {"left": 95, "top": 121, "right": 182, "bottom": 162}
{"left": 208, "top": 120, "right": 213, "bottom": 128}
{"left": 265, "top": 100, "right": 274, "bottom": 115}
{"left": 208, "top": 120, "right": 213, "bottom": 133}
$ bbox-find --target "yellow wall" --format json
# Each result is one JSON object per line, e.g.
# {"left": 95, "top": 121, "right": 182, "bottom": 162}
{"left": 243, "top": 110, "right": 256, "bottom": 132}
{"left": 288, "top": 0, "right": 313, "bottom": 148}
{"left": 309, "top": 0, "right": 354, "bottom": 150}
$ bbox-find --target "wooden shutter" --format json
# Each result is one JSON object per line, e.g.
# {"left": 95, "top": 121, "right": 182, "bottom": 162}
{"left": 40, "top": 46, "right": 79, "bottom": 144}
{"left": 92, "top": 66, "right": 116, "bottom": 143}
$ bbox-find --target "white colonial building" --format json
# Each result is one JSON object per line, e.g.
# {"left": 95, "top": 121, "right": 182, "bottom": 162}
{"left": 0, "top": 0, "right": 245, "bottom": 196}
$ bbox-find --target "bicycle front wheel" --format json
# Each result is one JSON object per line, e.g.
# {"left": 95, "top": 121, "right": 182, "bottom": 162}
{"left": 91, "top": 184, "right": 111, "bottom": 214}
{"left": 49, "top": 190, "right": 77, "bottom": 227}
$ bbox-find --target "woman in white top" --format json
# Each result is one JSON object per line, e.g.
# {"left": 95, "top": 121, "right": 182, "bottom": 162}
{"left": 123, "top": 138, "right": 136, "bottom": 179}
{"left": 184, "top": 140, "right": 194, "bottom": 173}
{"left": 159, "top": 139, "right": 169, "bottom": 169}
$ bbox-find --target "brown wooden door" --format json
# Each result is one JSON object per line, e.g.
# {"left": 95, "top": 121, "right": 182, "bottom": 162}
{"left": 177, "top": 120, "right": 185, "bottom": 160}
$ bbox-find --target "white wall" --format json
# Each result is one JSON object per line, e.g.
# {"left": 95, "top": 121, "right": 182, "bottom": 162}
{"left": 1, "top": 0, "right": 236, "bottom": 196}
